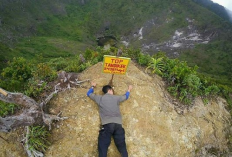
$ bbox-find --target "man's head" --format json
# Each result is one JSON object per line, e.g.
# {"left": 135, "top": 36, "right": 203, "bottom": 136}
{"left": 102, "top": 85, "right": 114, "bottom": 95}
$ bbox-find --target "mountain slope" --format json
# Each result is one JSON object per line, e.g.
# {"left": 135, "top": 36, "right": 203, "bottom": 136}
{"left": 0, "top": 0, "right": 232, "bottom": 86}
{"left": 192, "top": 0, "right": 232, "bottom": 23}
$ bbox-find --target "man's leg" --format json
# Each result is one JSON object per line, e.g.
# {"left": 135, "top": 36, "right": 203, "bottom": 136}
{"left": 113, "top": 124, "right": 128, "bottom": 157}
{"left": 98, "top": 125, "right": 112, "bottom": 157}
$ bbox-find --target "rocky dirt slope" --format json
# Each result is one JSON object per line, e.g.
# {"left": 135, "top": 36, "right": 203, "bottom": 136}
{"left": 0, "top": 62, "right": 231, "bottom": 157}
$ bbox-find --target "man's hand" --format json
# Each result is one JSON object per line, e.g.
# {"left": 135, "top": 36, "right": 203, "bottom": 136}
{"left": 91, "top": 81, "right": 97, "bottom": 87}
{"left": 128, "top": 85, "right": 133, "bottom": 92}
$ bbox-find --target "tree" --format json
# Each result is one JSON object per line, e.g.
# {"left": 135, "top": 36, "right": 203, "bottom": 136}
{"left": 0, "top": 71, "right": 89, "bottom": 156}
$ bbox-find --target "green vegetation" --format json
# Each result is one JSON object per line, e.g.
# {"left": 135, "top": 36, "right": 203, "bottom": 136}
{"left": 180, "top": 41, "right": 232, "bottom": 87}
{"left": 0, "top": 0, "right": 232, "bottom": 153}
{"left": 0, "top": 57, "right": 32, "bottom": 91}
{"left": 1, "top": 47, "right": 232, "bottom": 107}
{"left": 0, "top": 0, "right": 232, "bottom": 87}
{"left": 0, "top": 47, "right": 232, "bottom": 153}
{"left": 28, "top": 125, "right": 50, "bottom": 152}
{"left": 193, "top": 0, "right": 232, "bottom": 23}
{"left": 0, "top": 0, "right": 232, "bottom": 150}
{"left": 0, "top": 101, "right": 19, "bottom": 117}
{"left": 145, "top": 52, "right": 230, "bottom": 105}
{"left": 146, "top": 57, "right": 164, "bottom": 75}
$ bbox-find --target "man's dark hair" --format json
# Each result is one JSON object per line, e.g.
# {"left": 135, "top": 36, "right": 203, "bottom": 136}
{"left": 102, "top": 85, "right": 112, "bottom": 94}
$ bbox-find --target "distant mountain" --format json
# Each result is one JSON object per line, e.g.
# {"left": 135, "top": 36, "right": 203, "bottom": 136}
{"left": 192, "top": 0, "right": 232, "bottom": 23}
{"left": 0, "top": 0, "right": 232, "bottom": 86}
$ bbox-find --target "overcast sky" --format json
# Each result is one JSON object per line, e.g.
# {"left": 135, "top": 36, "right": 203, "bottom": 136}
{"left": 211, "top": 0, "right": 232, "bottom": 11}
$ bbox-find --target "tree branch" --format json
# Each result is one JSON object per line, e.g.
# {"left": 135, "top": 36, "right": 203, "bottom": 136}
{"left": 0, "top": 74, "right": 89, "bottom": 133}
{"left": 0, "top": 110, "right": 42, "bottom": 132}
{"left": 43, "top": 112, "right": 68, "bottom": 130}
{"left": 0, "top": 89, "right": 38, "bottom": 108}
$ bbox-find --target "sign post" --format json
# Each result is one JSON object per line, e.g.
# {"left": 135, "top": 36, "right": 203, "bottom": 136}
{"left": 103, "top": 55, "right": 131, "bottom": 86}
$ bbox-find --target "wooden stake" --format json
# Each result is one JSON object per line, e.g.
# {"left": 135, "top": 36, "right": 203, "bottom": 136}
{"left": 108, "top": 74, "right": 114, "bottom": 86}
{"left": 0, "top": 88, "right": 8, "bottom": 96}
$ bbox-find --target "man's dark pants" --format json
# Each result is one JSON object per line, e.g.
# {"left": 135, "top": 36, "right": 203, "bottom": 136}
{"left": 98, "top": 123, "right": 128, "bottom": 157}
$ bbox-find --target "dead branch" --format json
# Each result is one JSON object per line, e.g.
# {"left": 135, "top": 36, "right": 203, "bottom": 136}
{"left": 56, "top": 71, "right": 89, "bottom": 90}
{"left": 43, "top": 112, "right": 68, "bottom": 130}
{"left": 23, "top": 126, "right": 44, "bottom": 157}
{"left": 0, "top": 110, "right": 42, "bottom": 132}
{"left": 0, "top": 72, "right": 89, "bottom": 133}
{"left": 40, "top": 90, "right": 58, "bottom": 107}
{"left": 0, "top": 87, "right": 60, "bottom": 132}
{"left": 0, "top": 88, "right": 38, "bottom": 108}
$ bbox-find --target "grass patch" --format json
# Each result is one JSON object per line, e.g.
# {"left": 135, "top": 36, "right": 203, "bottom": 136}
{"left": 0, "top": 101, "right": 20, "bottom": 117}
{"left": 28, "top": 125, "right": 50, "bottom": 152}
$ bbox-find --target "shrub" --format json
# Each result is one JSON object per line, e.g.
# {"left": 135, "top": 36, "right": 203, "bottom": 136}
{"left": 123, "top": 48, "right": 141, "bottom": 60}
{"left": 0, "top": 79, "right": 25, "bottom": 92}
{"left": 84, "top": 49, "right": 94, "bottom": 61}
{"left": 79, "top": 61, "right": 92, "bottom": 71}
{"left": 47, "top": 57, "right": 69, "bottom": 71}
{"left": 33, "top": 63, "right": 57, "bottom": 81}
{"left": 179, "top": 88, "right": 191, "bottom": 104}
{"left": 167, "top": 84, "right": 179, "bottom": 97}
{"left": 160, "top": 57, "right": 202, "bottom": 104}
{"left": 24, "top": 78, "right": 47, "bottom": 98}
{"left": 1, "top": 57, "right": 33, "bottom": 91}
{"left": 183, "top": 74, "right": 201, "bottom": 97}
{"left": 1, "top": 57, "right": 32, "bottom": 81}
{"left": 203, "top": 85, "right": 220, "bottom": 96}
{"left": 138, "top": 53, "right": 151, "bottom": 66}
{"left": 146, "top": 57, "right": 164, "bottom": 75}
{"left": 65, "top": 61, "right": 81, "bottom": 72}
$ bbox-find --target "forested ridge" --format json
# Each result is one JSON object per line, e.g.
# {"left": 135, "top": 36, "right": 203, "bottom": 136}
{"left": 0, "top": 0, "right": 232, "bottom": 86}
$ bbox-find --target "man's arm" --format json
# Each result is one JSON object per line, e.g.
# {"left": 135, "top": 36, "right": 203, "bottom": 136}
{"left": 125, "top": 85, "right": 133, "bottom": 100}
{"left": 87, "top": 87, "right": 94, "bottom": 97}
{"left": 87, "top": 81, "right": 96, "bottom": 97}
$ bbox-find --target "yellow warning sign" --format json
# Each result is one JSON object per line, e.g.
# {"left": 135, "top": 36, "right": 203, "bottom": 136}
{"left": 103, "top": 55, "right": 131, "bottom": 75}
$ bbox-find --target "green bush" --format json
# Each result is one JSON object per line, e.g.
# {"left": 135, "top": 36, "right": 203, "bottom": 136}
{"left": 167, "top": 84, "right": 179, "bottom": 97}
{"left": 47, "top": 57, "right": 69, "bottom": 71}
{"left": 84, "top": 49, "right": 94, "bottom": 61}
{"left": 138, "top": 53, "right": 151, "bottom": 66}
{"left": 123, "top": 48, "right": 141, "bottom": 60}
{"left": 0, "top": 79, "right": 25, "bottom": 92}
{"left": 179, "top": 88, "right": 191, "bottom": 104}
{"left": 203, "top": 85, "right": 220, "bottom": 96}
{"left": 1, "top": 57, "right": 33, "bottom": 91}
{"left": 183, "top": 74, "right": 201, "bottom": 97}
{"left": 64, "top": 60, "right": 81, "bottom": 72}
{"left": 79, "top": 61, "right": 92, "bottom": 71}
{"left": 158, "top": 57, "right": 202, "bottom": 104}
{"left": 33, "top": 63, "right": 57, "bottom": 81}
{"left": 24, "top": 78, "right": 47, "bottom": 98}
{"left": 1, "top": 57, "right": 32, "bottom": 81}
